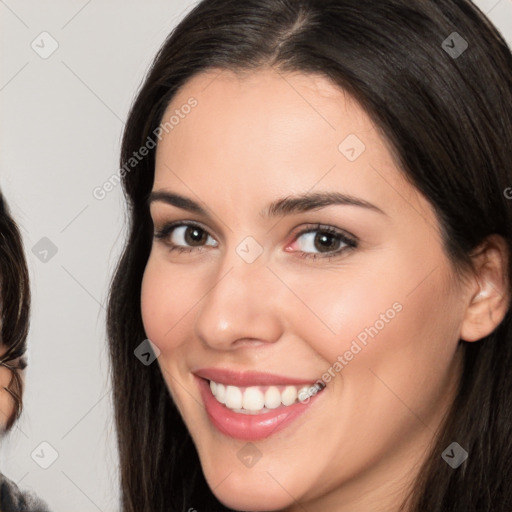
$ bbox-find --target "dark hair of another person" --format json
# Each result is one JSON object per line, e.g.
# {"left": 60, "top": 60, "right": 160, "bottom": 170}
{"left": 0, "top": 191, "right": 29, "bottom": 431}
{"left": 107, "top": 1, "right": 512, "bottom": 510}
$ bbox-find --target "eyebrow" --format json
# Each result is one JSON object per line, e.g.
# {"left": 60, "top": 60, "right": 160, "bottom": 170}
{"left": 148, "top": 190, "right": 386, "bottom": 218}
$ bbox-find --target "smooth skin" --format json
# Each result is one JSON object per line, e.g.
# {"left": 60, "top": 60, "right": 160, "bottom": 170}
{"left": 141, "top": 68, "right": 509, "bottom": 512}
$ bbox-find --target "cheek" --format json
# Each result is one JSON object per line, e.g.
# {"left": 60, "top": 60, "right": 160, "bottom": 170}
{"left": 274, "top": 262, "right": 404, "bottom": 367}
{"left": 140, "top": 256, "right": 192, "bottom": 351}
{"left": 280, "top": 247, "right": 461, "bottom": 385}
{"left": 141, "top": 254, "right": 224, "bottom": 354}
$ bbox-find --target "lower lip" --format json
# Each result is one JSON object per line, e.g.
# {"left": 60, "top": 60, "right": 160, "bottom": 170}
{"left": 196, "top": 376, "right": 323, "bottom": 441}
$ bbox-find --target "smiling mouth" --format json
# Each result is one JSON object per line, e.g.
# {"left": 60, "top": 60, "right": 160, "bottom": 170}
{"left": 193, "top": 368, "right": 327, "bottom": 440}
{"left": 208, "top": 379, "right": 325, "bottom": 415}
{"left": 196, "top": 375, "right": 326, "bottom": 440}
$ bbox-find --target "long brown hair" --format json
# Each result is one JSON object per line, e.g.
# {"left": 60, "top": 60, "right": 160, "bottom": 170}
{"left": 107, "top": 1, "right": 512, "bottom": 510}
{"left": 0, "top": 191, "right": 30, "bottom": 430}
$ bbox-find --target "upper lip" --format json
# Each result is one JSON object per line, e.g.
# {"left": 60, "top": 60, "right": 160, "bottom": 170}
{"left": 194, "top": 367, "right": 319, "bottom": 387}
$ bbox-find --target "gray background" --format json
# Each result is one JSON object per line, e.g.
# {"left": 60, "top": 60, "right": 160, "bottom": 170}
{"left": 0, "top": 1, "right": 511, "bottom": 510}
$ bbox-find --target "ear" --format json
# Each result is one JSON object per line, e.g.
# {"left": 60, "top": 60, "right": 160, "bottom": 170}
{"left": 460, "top": 234, "right": 510, "bottom": 342}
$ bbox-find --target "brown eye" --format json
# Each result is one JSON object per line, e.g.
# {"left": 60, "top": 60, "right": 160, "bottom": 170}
{"left": 313, "top": 231, "right": 341, "bottom": 252}
{"left": 155, "top": 223, "right": 219, "bottom": 250}
{"left": 182, "top": 226, "right": 208, "bottom": 246}
{"left": 295, "top": 229, "right": 351, "bottom": 254}
{"left": 288, "top": 224, "right": 358, "bottom": 261}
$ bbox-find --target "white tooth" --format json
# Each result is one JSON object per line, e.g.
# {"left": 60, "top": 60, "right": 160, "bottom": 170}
{"left": 233, "top": 407, "right": 272, "bottom": 415}
{"left": 242, "top": 387, "right": 265, "bottom": 411}
{"left": 297, "top": 386, "right": 310, "bottom": 402}
{"left": 281, "top": 386, "right": 297, "bottom": 406}
{"left": 225, "top": 385, "right": 243, "bottom": 409}
{"left": 213, "top": 381, "right": 323, "bottom": 410}
{"left": 264, "top": 386, "right": 282, "bottom": 409}
{"left": 216, "top": 383, "right": 226, "bottom": 404}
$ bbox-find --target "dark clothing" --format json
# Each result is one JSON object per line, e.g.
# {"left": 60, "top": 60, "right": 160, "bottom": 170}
{"left": 0, "top": 473, "right": 50, "bottom": 512}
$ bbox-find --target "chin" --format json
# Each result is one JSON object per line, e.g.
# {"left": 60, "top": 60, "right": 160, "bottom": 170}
{"left": 198, "top": 458, "right": 298, "bottom": 511}
{"left": 210, "top": 479, "right": 295, "bottom": 512}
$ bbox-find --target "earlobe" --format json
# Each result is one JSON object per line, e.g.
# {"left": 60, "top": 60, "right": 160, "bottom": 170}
{"left": 459, "top": 235, "right": 510, "bottom": 342}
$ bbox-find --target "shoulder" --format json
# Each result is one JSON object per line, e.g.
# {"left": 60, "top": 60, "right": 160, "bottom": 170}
{"left": 0, "top": 472, "right": 51, "bottom": 512}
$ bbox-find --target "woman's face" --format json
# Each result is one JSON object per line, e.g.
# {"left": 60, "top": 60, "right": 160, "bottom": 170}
{"left": 141, "top": 68, "right": 468, "bottom": 511}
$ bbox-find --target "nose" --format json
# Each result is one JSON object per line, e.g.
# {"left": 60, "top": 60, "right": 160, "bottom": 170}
{"left": 194, "top": 247, "right": 283, "bottom": 351}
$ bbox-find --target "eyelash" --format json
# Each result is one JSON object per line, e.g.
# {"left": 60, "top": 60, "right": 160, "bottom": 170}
{"left": 153, "top": 221, "right": 358, "bottom": 261}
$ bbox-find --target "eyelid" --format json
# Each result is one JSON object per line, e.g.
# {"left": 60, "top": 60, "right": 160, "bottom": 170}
{"left": 154, "top": 219, "right": 217, "bottom": 241}
{"left": 150, "top": 203, "right": 226, "bottom": 240}
{"left": 290, "top": 223, "right": 357, "bottom": 243}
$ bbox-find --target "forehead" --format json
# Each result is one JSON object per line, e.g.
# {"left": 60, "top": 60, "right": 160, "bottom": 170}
{"left": 157, "top": 67, "right": 371, "bottom": 159}
{"left": 162, "top": 67, "right": 368, "bottom": 142}
{"left": 153, "top": 67, "right": 429, "bottom": 222}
